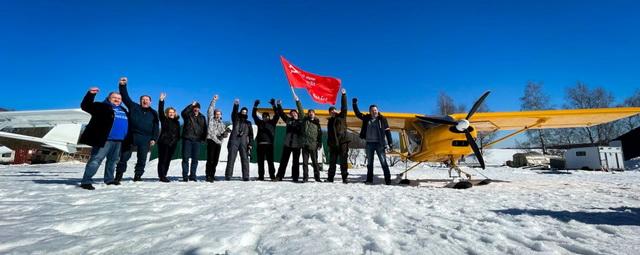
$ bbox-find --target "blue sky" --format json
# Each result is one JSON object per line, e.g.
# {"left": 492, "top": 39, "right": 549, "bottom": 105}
{"left": 1, "top": 0, "right": 638, "bottom": 115}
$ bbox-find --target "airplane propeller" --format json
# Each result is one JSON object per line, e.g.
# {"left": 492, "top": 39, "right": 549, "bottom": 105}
{"left": 416, "top": 91, "right": 491, "bottom": 169}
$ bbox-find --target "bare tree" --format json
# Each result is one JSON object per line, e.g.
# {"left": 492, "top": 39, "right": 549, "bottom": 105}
{"left": 564, "top": 81, "right": 616, "bottom": 145}
{"left": 622, "top": 89, "right": 640, "bottom": 130}
{"left": 437, "top": 92, "right": 457, "bottom": 115}
{"left": 520, "top": 81, "right": 553, "bottom": 153}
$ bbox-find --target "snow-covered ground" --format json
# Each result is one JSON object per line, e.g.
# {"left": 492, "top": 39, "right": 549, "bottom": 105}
{"left": 1, "top": 159, "right": 639, "bottom": 254}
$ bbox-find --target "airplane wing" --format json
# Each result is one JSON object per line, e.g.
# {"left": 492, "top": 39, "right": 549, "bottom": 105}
{"left": 0, "top": 108, "right": 90, "bottom": 129}
{"left": 449, "top": 107, "right": 640, "bottom": 132}
{"left": 0, "top": 109, "right": 90, "bottom": 153}
{"left": 257, "top": 107, "right": 640, "bottom": 133}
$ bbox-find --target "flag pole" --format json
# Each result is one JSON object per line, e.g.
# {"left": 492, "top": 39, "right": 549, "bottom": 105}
{"left": 289, "top": 85, "right": 299, "bottom": 101}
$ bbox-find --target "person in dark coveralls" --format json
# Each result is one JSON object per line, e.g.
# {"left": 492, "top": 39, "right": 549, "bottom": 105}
{"left": 327, "top": 89, "right": 350, "bottom": 183}
{"left": 224, "top": 99, "right": 254, "bottom": 181}
{"left": 78, "top": 86, "right": 129, "bottom": 190}
{"left": 252, "top": 99, "right": 280, "bottom": 181}
{"left": 156, "top": 92, "right": 180, "bottom": 182}
{"left": 275, "top": 99, "right": 303, "bottom": 182}
{"left": 115, "top": 77, "right": 159, "bottom": 182}
{"left": 294, "top": 94, "right": 323, "bottom": 182}
{"left": 205, "top": 94, "right": 230, "bottom": 182}
{"left": 353, "top": 97, "right": 394, "bottom": 185}
{"left": 181, "top": 100, "right": 207, "bottom": 182}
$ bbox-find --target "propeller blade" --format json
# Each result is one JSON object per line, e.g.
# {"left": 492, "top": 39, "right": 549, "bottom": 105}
{"left": 464, "top": 130, "right": 485, "bottom": 169}
{"left": 466, "top": 91, "right": 491, "bottom": 120}
{"left": 416, "top": 116, "right": 458, "bottom": 126}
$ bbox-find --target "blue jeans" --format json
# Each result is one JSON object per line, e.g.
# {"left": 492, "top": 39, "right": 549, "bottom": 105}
{"left": 182, "top": 139, "right": 201, "bottom": 179}
{"left": 366, "top": 142, "right": 391, "bottom": 184}
{"left": 81, "top": 141, "right": 122, "bottom": 184}
{"left": 116, "top": 137, "right": 150, "bottom": 176}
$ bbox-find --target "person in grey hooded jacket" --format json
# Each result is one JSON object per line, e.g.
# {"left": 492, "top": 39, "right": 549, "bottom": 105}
{"left": 205, "top": 94, "right": 230, "bottom": 182}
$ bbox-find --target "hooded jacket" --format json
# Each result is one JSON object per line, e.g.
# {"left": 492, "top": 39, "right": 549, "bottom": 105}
{"left": 119, "top": 84, "right": 159, "bottom": 143}
{"left": 296, "top": 100, "right": 322, "bottom": 150}
{"left": 252, "top": 103, "right": 280, "bottom": 144}
{"left": 276, "top": 103, "right": 302, "bottom": 148}
{"left": 327, "top": 92, "right": 350, "bottom": 147}
{"left": 79, "top": 91, "right": 129, "bottom": 148}
{"left": 228, "top": 103, "right": 254, "bottom": 146}
{"left": 158, "top": 100, "right": 181, "bottom": 146}
{"left": 206, "top": 98, "right": 230, "bottom": 144}
{"left": 181, "top": 104, "right": 207, "bottom": 142}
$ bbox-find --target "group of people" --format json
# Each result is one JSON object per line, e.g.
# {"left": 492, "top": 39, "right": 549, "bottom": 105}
{"left": 78, "top": 77, "right": 394, "bottom": 190}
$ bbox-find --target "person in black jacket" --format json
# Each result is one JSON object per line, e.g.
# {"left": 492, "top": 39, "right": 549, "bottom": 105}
{"left": 252, "top": 99, "right": 280, "bottom": 181}
{"left": 275, "top": 99, "right": 303, "bottom": 182}
{"left": 115, "top": 77, "right": 160, "bottom": 182}
{"left": 327, "top": 89, "right": 350, "bottom": 183}
{"left": 353, "top": 97, "right": 394, "bottom": 185}
{"left": 181, "top": 101, "right": 207, "bottom": 181}
{"left": 224, "top": 99, "right": 254, "bottom": 181}
{"left": 79, "top": 87, "right": 129, "bottom": 190}
{"left": 157, "top": 92, "right": 180, "bottom": 182}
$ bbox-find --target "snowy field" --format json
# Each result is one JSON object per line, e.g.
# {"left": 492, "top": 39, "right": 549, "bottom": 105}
{"left": 1, "top": 159, "right": 639, "bottom": 254}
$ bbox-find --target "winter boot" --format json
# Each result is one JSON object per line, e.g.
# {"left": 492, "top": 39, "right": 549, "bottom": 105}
{"left": 114, "top": 171, "right": 124, "bottom": 183}
{"left": 80, "top": 184, "right": 95, "bottom": 190}
{"left": 133, "top": 174, "right": 142, "bottom": 182}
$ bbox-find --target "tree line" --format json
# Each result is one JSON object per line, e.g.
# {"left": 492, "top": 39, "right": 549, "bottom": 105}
{"left": 436, "top": 82, "right": 640, "bottom": 154}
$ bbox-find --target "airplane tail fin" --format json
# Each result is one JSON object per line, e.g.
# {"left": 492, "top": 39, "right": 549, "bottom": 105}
{"left": 42, "top": 124, "right": 82, "bottom": 153}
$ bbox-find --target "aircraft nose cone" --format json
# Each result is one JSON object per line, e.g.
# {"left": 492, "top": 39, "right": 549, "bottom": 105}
{"left": 456, "top": 119, "right": 470, "bottom": 131}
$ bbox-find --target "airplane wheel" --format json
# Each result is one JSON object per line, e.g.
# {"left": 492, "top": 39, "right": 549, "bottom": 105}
{"left": 451, "top": 181, "right": 473, "bottom": 189}
{"left": 399, "top": 179, "right": 411, "bottom": 185}
{"left": 477, "top": 179, "right": 492, "bottom": 185}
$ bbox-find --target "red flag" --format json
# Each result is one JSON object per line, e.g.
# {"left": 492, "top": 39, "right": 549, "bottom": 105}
{"left": 280, "top": 56, "right": 341, "bottom": 105}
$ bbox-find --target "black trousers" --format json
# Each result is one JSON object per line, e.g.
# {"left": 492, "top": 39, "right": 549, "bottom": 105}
{"left": 257, "top": 143, "right": 276, "bottom": 180}
{"left": 302, "top": 147, "right": 321, "bottom": 181}
{"left": 206, "top": 140, "right": 222, "bottom": 179}
{"left": 328, "top": 143, "right": 349, "bottom": 182}
{"left": 225, "top": 140, "right": 250, "bottom": 181}
{"left": 277, "top": 146, "right": 301, "bottom": 182}
{"left": 157, "top": 142, "right": 177, "bottom": 179}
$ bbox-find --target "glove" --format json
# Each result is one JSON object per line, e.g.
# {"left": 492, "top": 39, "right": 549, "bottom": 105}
{"left": 269, "top": 98, "right": 276, "bottom": 105}
{"left": 352, "top": 98, "right": 358, "bottom": 104}
{"left": 254, "top": 100, "right": 260, "bottom": 107}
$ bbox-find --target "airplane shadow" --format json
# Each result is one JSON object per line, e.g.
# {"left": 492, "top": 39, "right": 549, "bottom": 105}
{"left": 493, "top": 207, "right": 640, "bottom": 226}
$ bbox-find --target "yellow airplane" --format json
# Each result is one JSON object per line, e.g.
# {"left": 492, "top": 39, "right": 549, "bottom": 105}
{"left": 259, "top": 91, "right": 640, "bottom": 188}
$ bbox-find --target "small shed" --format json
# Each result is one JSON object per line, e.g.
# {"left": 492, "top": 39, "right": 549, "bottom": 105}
{"left": 564, "top": 146, "right": 624, "bottom": 171}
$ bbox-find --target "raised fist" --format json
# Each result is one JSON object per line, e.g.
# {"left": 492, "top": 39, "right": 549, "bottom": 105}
{"left": 276, "top": 99, "right": 282, "bottom": 105}
{"left": 341, "top": 88, "right": 346, "bottom": 94}
{"left": 234, "top": 99, "right": 240, "bottom": 105}
{"left": 119, "top": 77, "right": 128, "bottom": 86}
{"left": 352, "top": 97, "right": 358, "bottom": 104}
{"left": 269, "top": 98, "right": 276, "bottom": 105}
{"left": 89, "top": 87, "right": 100, "bottom": 94}
{"left": 159, "top": 92, "right": 166, "bottom": 101}
{"left": 213, "top": 94, "right": 219, "bottom": 101}
{"left": 254, "top": 99, "right": 260, "bottom": 107}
